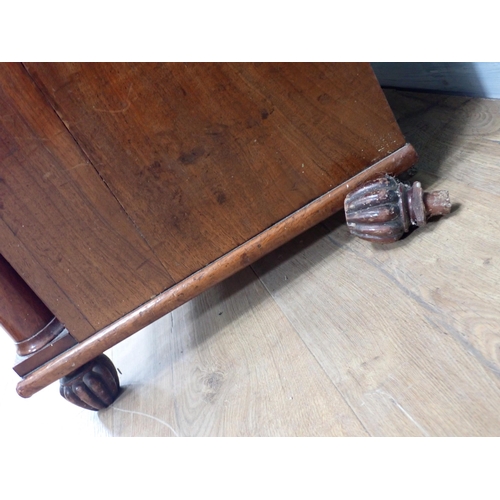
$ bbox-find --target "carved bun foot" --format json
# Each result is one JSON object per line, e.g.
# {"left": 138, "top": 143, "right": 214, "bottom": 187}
{"left": 344, "top": 175, "right": 451, "bottom": 243}
{"left": 59, "top": 354, "right": 120, "bottom": 411}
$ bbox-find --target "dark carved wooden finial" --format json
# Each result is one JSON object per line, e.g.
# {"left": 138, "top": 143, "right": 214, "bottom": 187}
{"left": 344, "top": 176, "right": 451, "bottom": 244}
{"left": 59, "top": 354, "right": 120, "bottom": 411}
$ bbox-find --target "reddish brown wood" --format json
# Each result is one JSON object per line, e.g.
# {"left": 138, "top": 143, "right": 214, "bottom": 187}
{"left": 0, "top": 253, "right": 63, "bottom": 355}
{"left": 0, "top": 254, "right": 52, "bottom": 342}
{"left": 344, "top": 176, "right": 451, "bottom": 243}
{"left": 14, "top": 318, "right": 65, "bottom": 357}
{"left": 0, "top": 63, "right": 410, "bottom": 344}
{"left": 16, "top": 143, "right": 418, "bottom": 399}
{"left": 0, "top": 250, "right": 77, "bottom": 366}
{"left": 0, "top": 63, "right": 175, "bottom": 340}
{"left": 24, "top": 63, "right": 407, "bottom": 285}
{"left": 2, "top": 63, "right": 425, "bottom": 405}
{"left": 13, "top": 330, "right": 77, "bottom": 377}
{"left": 423, "top": 191, "right": 453, "bottom": 217}
{"left": 59, "top": 354, "right": 120, "bottom": 410}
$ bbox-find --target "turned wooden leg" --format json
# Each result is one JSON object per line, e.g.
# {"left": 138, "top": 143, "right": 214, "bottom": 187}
{"left": 344, "top": 175, "right": 451, "bottom": 243}
{"left": 0, "top": 254, "right": 118, "bottom": 411}
{"left": 0, "top": 254, "right": 64, "bottom": 355}
{"left": 59, "top": 354, "right": 120, "bottom": 410}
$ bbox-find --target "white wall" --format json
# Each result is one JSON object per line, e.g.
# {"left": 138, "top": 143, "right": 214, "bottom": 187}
{"left": 371, "top": 63, "right": 500, "bottom": 99}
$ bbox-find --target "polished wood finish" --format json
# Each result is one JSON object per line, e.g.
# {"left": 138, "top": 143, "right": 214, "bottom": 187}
{"left": 345, "top": 176, "right": 451, "bottom": 243}
{"left": 9, "top": 63, "right": 407, "bottom": 303}
{"left": 1, "top": 62, "right": 409, "bottom": 343}
{"left": 25, "top": 63, "right": 406, "bottom": 283}
{"left": 3, "top": 90, "right": 496, "bottom": 436}
{"left": 16, "top": 143, "right": 418, "bottom": 399}
{"left": 59, "top": 354, "right": 119, "bottom": 410}
{"left": 0, "top": 254, "right": 52, "bottom": 343}
{"left": 0, "top": 63, "right": 175, "bottom": 340}
{"left": 0, "top": 250, "right": 76, "bottom": 367}
{"left": 13, "top": 330, "right": 77, "bottom": 377}
{"left": 14, "top": 318, "right": 65, "bottom": 357}
{"left": 1, "top": 63, "right": 422, "bottom": 406}
{"left": 0, "top": 253, "right": 61, "bottom": 355}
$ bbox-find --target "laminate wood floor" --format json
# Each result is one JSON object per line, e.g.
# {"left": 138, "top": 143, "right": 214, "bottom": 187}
{"left": 2, "top": 89, "right": 500, "bottom": 437}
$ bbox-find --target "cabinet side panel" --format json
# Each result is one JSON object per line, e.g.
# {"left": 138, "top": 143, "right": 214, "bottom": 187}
{"left": 0, "top": 63, "right": 175, "bottom": 340}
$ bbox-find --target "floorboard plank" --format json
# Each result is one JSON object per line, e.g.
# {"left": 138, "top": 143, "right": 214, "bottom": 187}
{"left": 252, "top": 217, "right": 500, "bottom": 436}
{"left": 99, "top": 267, "right": 369, "bottom": 436}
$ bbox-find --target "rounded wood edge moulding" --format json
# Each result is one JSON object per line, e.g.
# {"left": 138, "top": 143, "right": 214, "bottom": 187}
{"left": 16, "top": 143, "right": 418, "bottom": 398}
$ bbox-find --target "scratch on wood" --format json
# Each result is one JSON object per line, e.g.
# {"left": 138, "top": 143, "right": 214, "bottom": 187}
{"left": 374, "top": 389, "right": 430, "bottom": 436}
{"left": 93, "top": 103, "right": 130, "bottom": 114}
{"left": 92, "top": 84, "right": 133, "bottom": 114}
{"left": 67, "top": 162, "right": 92, "bottom": 171}
{"left": 43, "top": 162, "right": 92, "bottom": 180}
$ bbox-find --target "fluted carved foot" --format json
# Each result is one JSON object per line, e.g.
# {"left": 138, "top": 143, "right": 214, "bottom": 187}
{"left": 59, "top": 354, "right": 120, "bottom": 411}
{"left": 344, "top": 175, "right": 451, "bottom": 243}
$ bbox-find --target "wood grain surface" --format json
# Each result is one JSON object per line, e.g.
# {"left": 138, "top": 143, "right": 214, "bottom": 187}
{"left": 24, "top": 63, "right": 405, "bottom": 282}
{"left": 1, "top": 62, "right": 406, "bottom": 342}
{"left": 0, "top": 254, "right": 53, "bottom": 342}
{"left": 16, "top": 144, "right": 418, "bottom": 398}
{"left": 3, "top": 90, "right": 500, "bottom": 436}
{"left": 0, "top": 63, "right": 175, "bottom": 340}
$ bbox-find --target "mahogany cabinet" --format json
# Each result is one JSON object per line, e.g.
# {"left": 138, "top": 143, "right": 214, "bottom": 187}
{"left": 0, "top": 63, "right": 449, "bottom": 410}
